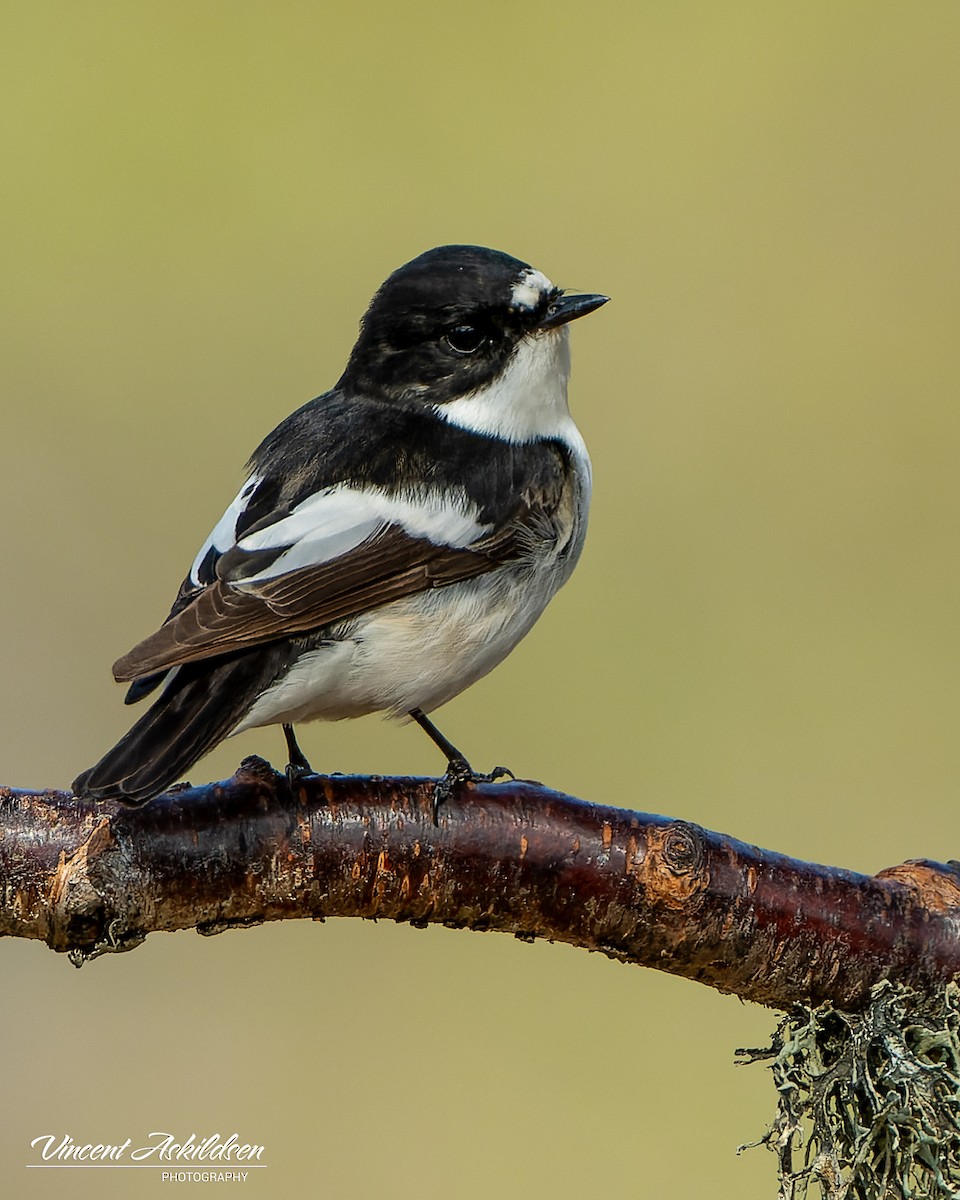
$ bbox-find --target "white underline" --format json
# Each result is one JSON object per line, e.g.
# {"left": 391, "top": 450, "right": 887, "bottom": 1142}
{"left": 26, "top": 1164, "right": 269, "bottom": 1169}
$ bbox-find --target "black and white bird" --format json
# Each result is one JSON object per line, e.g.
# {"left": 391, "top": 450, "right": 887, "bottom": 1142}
{"left": 72, "top": 245, "right": 607, "bottom": 808}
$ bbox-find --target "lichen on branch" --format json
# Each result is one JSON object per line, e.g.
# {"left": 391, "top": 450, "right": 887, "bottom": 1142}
{"left": 738, "top": 980, "right": 960, "bottom": 1199}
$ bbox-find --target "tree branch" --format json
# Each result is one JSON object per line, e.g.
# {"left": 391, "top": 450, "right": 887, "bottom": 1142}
{"left": 2, "top": 756, "right": 958, "bottom": 1008}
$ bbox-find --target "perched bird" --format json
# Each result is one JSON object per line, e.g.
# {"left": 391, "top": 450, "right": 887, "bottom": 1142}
{"left": 72, "top": 245, "right": 607, "bottom": 809}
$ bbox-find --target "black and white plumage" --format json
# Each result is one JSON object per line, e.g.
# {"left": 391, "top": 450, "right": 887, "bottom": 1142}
{"left": 72, "top": 245, "right": 608, "bottom": 806}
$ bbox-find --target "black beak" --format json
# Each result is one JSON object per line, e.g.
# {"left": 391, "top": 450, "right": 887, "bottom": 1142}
{"left": 538, "top": 291, "right": 610, "bottom": 331}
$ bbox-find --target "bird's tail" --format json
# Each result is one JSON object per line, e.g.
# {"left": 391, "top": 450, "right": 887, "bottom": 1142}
{"left": 72, "top": 649, "right": 283, "bottom": 805}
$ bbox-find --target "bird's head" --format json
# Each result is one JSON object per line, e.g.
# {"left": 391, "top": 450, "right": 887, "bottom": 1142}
{"left": 340, "top": 245, "right": 608, "bottom": 440}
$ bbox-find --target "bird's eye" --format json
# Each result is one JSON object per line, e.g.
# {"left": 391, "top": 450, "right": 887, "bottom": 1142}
{"left": 444, "top": 324, "right": 485, "bottom": 355}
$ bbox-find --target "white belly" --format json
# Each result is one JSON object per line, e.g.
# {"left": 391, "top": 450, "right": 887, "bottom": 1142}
{"left": 232, "top": 558, "right": 569, "bottom": 734}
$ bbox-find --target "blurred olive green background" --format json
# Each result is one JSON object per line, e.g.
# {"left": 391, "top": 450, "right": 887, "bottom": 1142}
{"left": 3, "top": 3, "right": 959, "bottom": 1197}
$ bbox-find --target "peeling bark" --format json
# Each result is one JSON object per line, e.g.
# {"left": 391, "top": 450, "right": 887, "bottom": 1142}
{"left": 1, "top": 756, "right": 958, "bottom": 1008}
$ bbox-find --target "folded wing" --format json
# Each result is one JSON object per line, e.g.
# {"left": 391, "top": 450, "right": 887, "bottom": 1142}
{"left": 113, "top": 480, "right": 543, "bottom": 682}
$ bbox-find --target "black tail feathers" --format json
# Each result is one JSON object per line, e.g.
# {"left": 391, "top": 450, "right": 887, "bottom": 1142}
{"left": 72, "top": 650, "right": 282, "bottom": 805}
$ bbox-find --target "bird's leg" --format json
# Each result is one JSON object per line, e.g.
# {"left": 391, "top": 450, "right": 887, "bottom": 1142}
{"left": 409, "top": 707, "right": 470, "bottom": 772}
{"left": 282, "top": 723, "right": 314, "bottom": 791}
{"left": 408, "top": 707, "right": 513, "bottom": 823}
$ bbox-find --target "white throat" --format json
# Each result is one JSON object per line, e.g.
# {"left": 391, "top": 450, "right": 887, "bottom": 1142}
{"left": 435, "top": 327, "right": 579, "bottom": 446}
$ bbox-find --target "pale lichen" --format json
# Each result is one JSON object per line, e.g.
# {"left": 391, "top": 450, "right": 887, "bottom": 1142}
{"left": 738, "top": 980, "right": 960, "bottom": 1199}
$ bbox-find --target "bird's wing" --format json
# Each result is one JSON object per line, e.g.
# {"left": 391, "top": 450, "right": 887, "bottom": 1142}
{"left": 112, "top": 480, "right": 551, "bottom": 682}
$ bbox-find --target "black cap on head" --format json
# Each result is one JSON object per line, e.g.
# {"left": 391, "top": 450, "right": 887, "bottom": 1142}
{"left": 340, "top": 245, "right": 565, "bottom": 404}
{"left": 371, "top": 245, "right": 539, "bottom": 316}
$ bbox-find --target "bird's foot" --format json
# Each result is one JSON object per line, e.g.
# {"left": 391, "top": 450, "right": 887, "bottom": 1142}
{"left": 285, "top": 760, "right": 316, "bottom": 793}
{"left": 283, "top": 723, "right": 315, "bottom": 794}
{"left": 431, "top": 757, "right": 515, "bottom": 824}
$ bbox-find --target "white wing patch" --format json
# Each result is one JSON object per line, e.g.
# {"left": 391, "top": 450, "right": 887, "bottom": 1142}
{"left": 234, "top": 483, "right": 491, "bottom": 584}
{"left": 189, "top": 474, "right": 263, "bottom": 585}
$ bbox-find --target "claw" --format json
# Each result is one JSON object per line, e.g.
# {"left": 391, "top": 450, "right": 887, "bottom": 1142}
{"left": 285, "top": 760, "right": 315, "bottom": 793}
{"left": 282, "top": 723, "right": 314, "bottom": 794}
{"left": 431, "top": 757, "right": 515, "bottom": 824}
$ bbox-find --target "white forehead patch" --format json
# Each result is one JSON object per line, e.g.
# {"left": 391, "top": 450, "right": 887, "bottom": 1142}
{"left": 510, "top": 267, "right": 554, "bottom": 311}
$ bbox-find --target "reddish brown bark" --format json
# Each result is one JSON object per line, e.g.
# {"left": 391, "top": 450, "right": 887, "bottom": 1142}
{"left": 2, "top": 757, "right": 958, "bottom": 1008}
